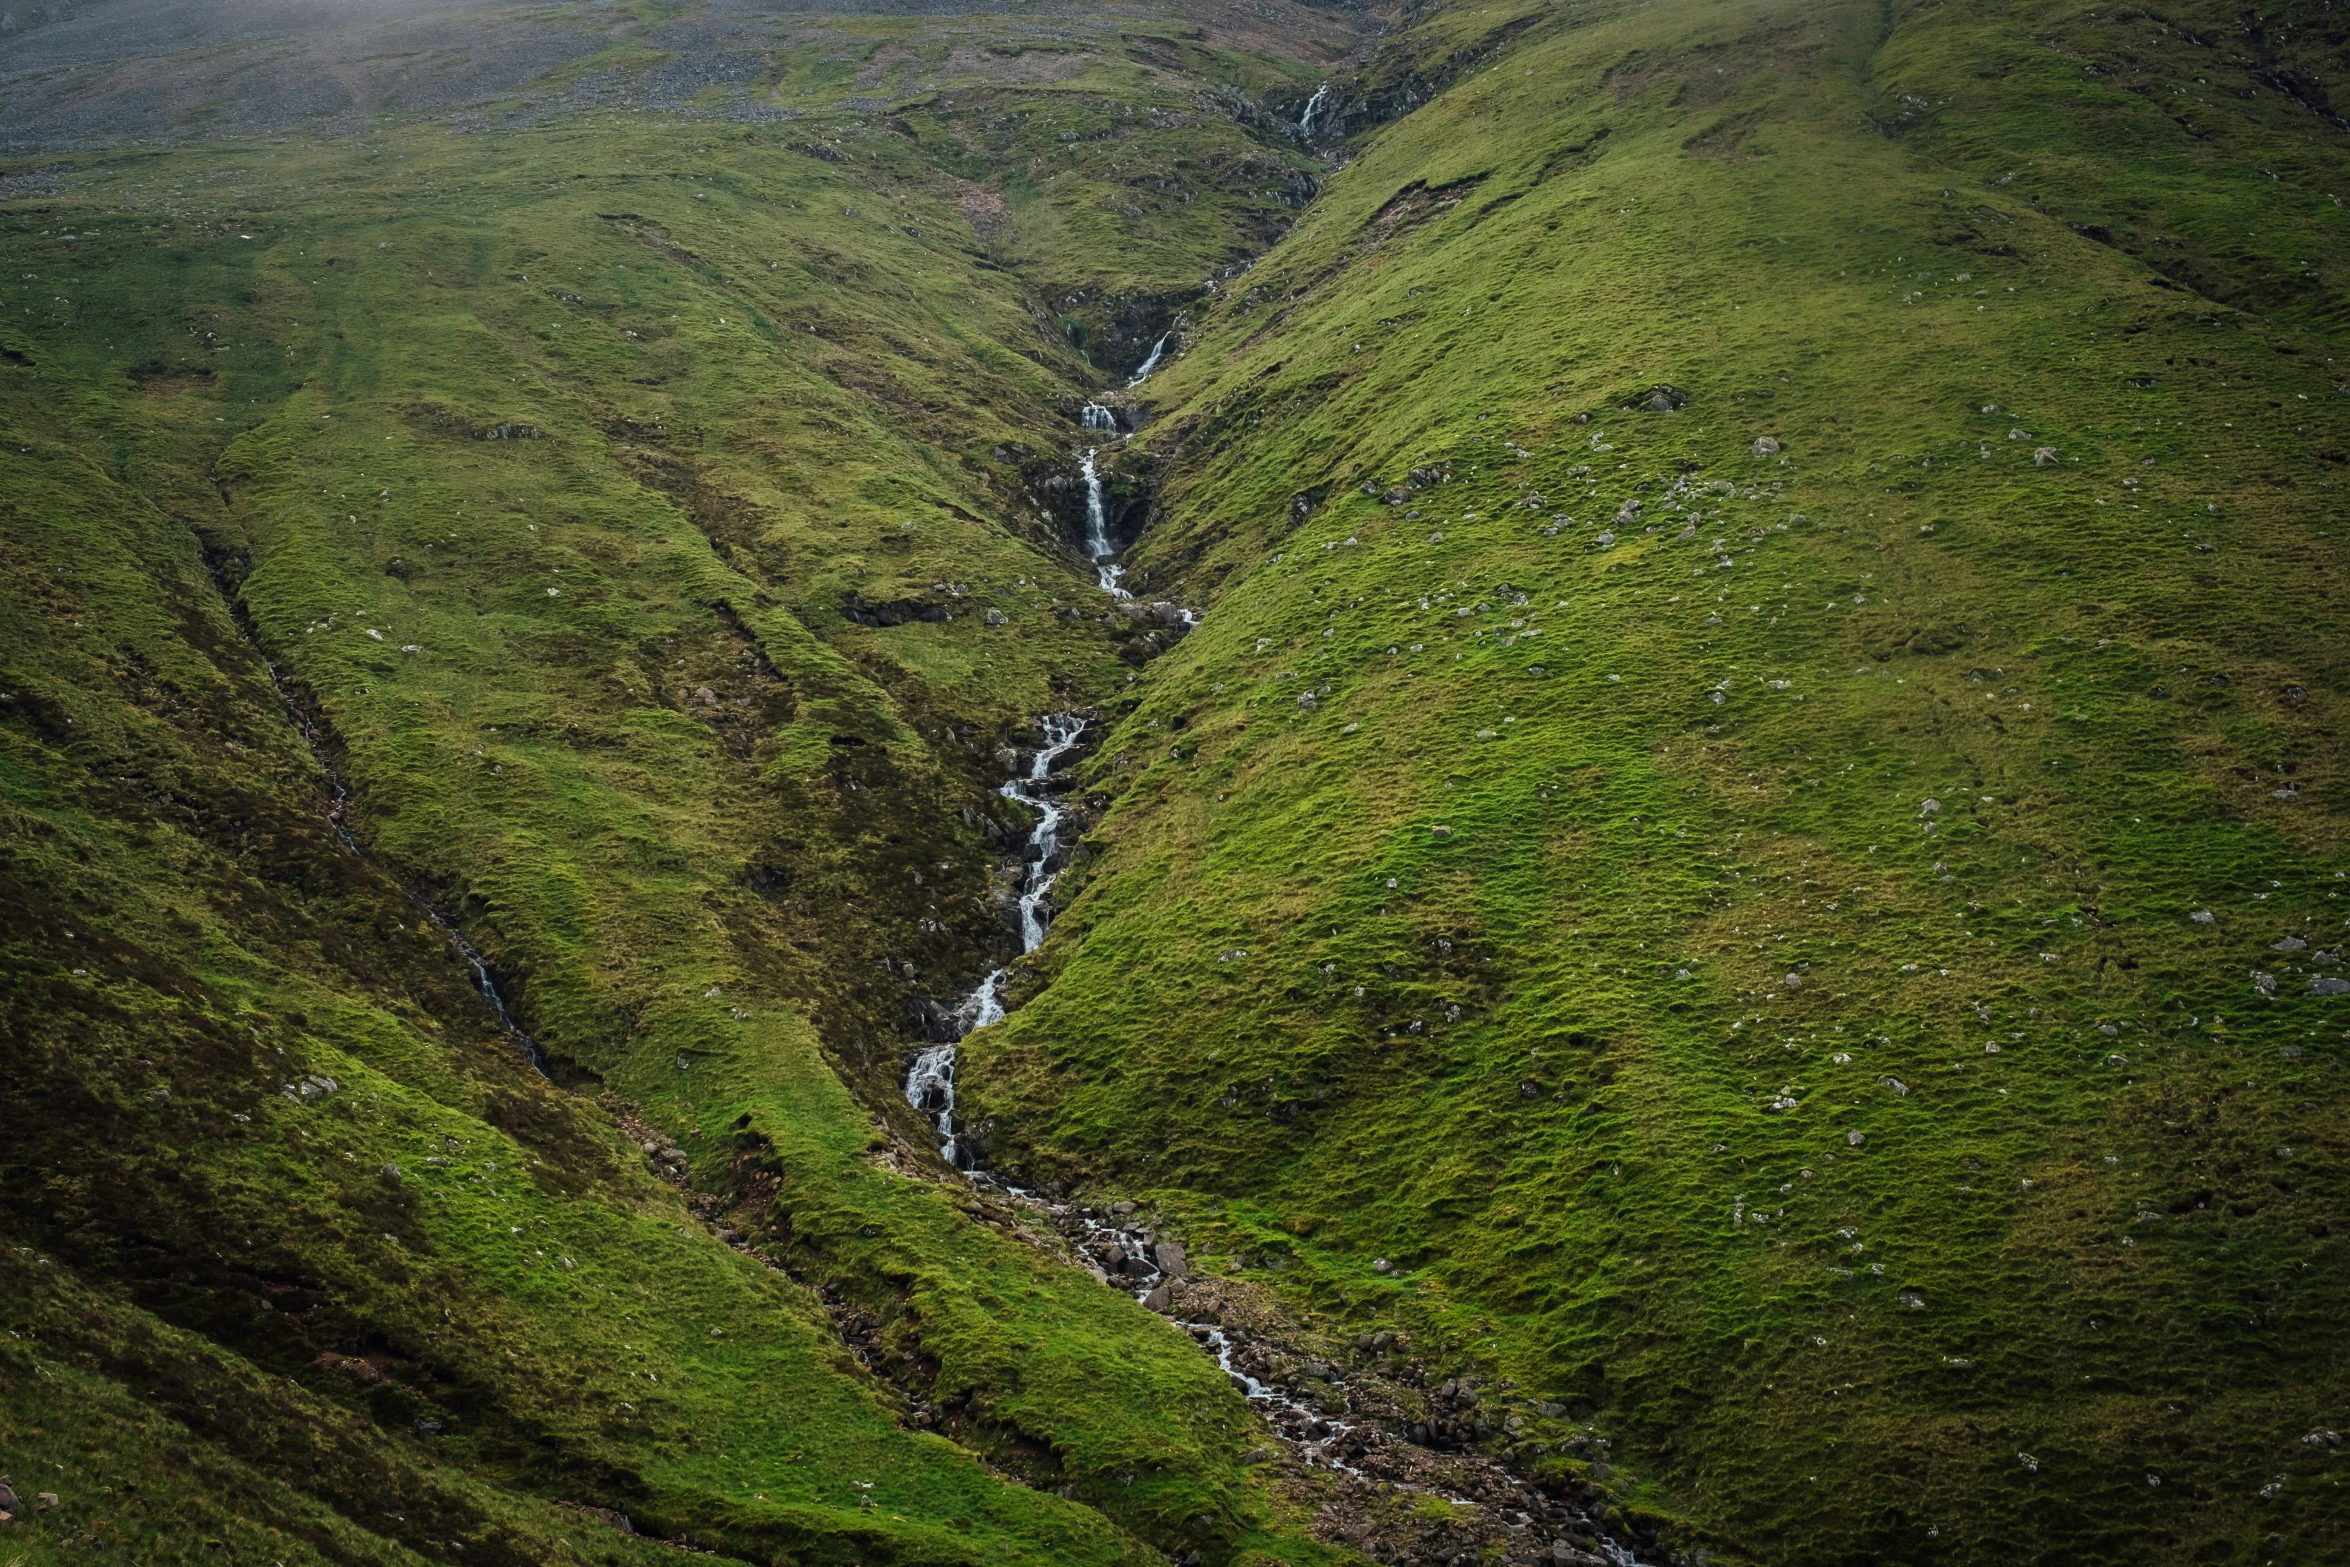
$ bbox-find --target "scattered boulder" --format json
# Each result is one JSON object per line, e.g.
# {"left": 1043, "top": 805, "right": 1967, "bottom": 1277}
{"left": 1750, "top": 435, "right": 1781, "bottom": 457}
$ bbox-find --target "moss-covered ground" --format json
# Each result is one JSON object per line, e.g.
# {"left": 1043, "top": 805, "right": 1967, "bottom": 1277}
{"left": 1, "top": 7, "right": 1357, "bottom": 1564}
{"left": 7, "top": 0, "right": 2350, "bottom": 1563}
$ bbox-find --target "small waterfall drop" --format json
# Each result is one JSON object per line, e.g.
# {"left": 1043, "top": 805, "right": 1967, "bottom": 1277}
{"left": 1075, "top": 404, "right": 1131, "bottom": 600}
{"left": 904, "top": 714, "right": 1088, "bottom": 1166}
{"left": 1080, "top": 448, "right": 1129, "bottom": 600}
{"left": 1298, "top": 83, "right": 1329, "bottom": 134}
{"left": 1126, "top": 331, "right": 1170, "bottom": 386}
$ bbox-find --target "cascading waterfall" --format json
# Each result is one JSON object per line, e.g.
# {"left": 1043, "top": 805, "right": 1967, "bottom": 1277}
{"left": 1126, "top": 331, "right": 1170, "bottom": 386}
{"left": 892, "top": 718, "right": 1644, "bottom": 1563}
{"left": 903, "top": 713, "right": 1088, "bottom": 1166}
{"left": 1081, "top": 449, "right": 1129, "bottom": 599}
{"left": 1077, "top": 403, "right": 1132, "bottom": 600}
{"left": 1298, "top": 82, "right": 1329, "bottom": 134}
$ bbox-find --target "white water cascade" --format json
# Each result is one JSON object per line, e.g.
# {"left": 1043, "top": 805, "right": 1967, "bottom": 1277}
{"left": 1126, "top": 331, "right": 1170, "bottom": 386}
{"left": 1077, "top": 404, "right": 1131, "bottom": 600}
{"left": 1298, "top": 82, "right": 1330, "bottom": 135}
{"left": 903, "top": 714, "right": 1088, "bottom": 1166}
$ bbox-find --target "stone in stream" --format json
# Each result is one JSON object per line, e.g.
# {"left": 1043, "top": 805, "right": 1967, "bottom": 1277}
{"left": 1143, "top": 1285, "right": 1173, "bottom": 1312}
{"left": 1154, "top": 1240, "right": 1189, "bottom": 1278}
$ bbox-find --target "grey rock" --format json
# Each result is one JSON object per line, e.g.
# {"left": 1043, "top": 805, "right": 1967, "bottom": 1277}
{"left": 1847, "top": 1130, "right": 1866, "bottom": 1147}
{"left": 1154, "top": 1240, "right": 1189, "bottom": 1278}
{"left": 2190, "top": 909, "right": 2216, "bottom": 926}
{"left": 2310, "top": 976, "right": 2350, "bottom": 996}
{"left": 1142, "top": 1285, "right": 1172, "bottom": 1312}
{"left": 2272, "top": 935, "right": 2308, "bottom": 952}
{"left": 1750, "top": 436, "right": 1781, "bottom": 457}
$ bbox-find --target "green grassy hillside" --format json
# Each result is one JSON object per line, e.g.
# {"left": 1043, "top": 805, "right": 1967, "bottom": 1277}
{"left": 0, "top": 9, "right": 1359, "bottom": 1564}
{"left": 960, "top": 0, "right": 2350, "bottom": 1562}
{"left": 6, "top": 0, "right": 2350, "bottom": 1564}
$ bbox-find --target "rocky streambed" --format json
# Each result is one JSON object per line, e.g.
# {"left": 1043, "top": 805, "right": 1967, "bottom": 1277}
{"left": 998, "top": 1188, "right": 1649, "bottom": 1567}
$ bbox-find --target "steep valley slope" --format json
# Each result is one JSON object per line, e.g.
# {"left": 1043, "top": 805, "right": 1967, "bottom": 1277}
{"left": 4, "top": 1, "right": 2349, "bottom": 1566}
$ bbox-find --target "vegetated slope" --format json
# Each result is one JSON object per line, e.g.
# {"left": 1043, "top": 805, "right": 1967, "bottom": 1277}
{"left": 960, "top": 0, "right": 2350, "bottom": 1562}
{"left": 0, "top": 11, "right": 1368, "bottom": 1565}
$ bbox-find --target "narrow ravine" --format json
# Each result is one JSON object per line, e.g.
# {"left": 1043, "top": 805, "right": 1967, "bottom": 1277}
{"left": 886, "top": 448, "right": 1643, "bottom": 1567}
{"left": 203, "top": 556, "right": 547, "bottom": 1076}
{"left": 904, "top": 713, "right": 1088, "bottom": 1167}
